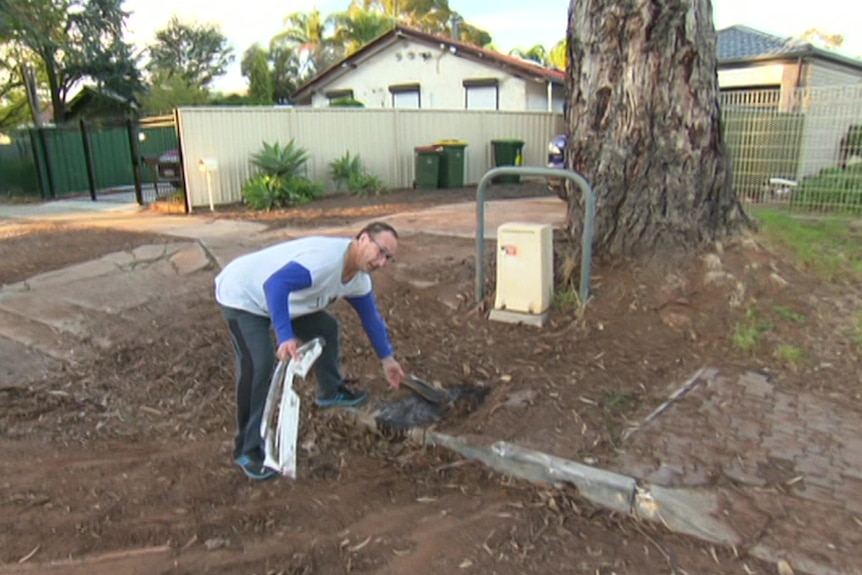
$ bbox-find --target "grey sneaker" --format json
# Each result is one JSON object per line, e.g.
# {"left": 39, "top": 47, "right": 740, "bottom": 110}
{"left": 316, "top": 386, "right": 369, "bottom": 409}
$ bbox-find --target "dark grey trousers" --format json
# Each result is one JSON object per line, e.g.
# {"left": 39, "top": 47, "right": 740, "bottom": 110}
{"left": 220, "top": 305, "right": 342, "bottom": 461}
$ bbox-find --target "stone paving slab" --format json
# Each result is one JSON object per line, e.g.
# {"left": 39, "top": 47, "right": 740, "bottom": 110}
{"left": 0, "top": 307, "right": 88, "bottom": 366}
{"left": 0, "top": 317, "right": 66, "bottom": 386}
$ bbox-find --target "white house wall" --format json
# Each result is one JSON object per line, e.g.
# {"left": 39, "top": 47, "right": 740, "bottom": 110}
{"left": 177, "top": 106, "right": 565, "bottom": 210}
{"left": 806, "top": 60, "right": 862, "bottom": 87}
{"left": 308, "top": 38, "right": 557, "bottom": 111}
{"left": 526, "top": 82, "right": 566, "bottom": 112}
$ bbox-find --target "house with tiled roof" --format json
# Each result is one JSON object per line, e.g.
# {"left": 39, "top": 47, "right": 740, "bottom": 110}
{"left": 717, "top": 25, "right": 862, "bottom": 92}
{"left": 291, "top": 25, "right": 565, "bottom": 112}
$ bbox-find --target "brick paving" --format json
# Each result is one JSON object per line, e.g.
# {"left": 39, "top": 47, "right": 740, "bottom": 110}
{"left": 613, "top": 368, "right": 862, "bottom": 575}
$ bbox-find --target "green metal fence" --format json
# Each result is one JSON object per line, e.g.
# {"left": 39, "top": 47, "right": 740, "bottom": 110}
{"left": 722, "top": 108, "right": 804, "bottom": 200}
{"left": 5, "top": 115, "right": 179, "bottom": 200}
{"left": 0, "top": 137, "right": 39, "bottom": 198}
{"left": 720, "top": 86, "right": 862, "bottom": 214}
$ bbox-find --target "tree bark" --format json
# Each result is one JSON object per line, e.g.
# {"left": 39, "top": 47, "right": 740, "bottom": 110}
{"left": 565, "top": 0, "right": 748, "bottom": 261}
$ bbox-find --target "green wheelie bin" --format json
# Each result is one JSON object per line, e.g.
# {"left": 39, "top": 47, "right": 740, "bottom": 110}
{"left": 434, "top": 140, "right": 468, "bottom": 188}
{"left": 414, "top": 146, "right": 442, "bottom": 189}
{"left": 491, "top": 139, "right": 525, "bottom": 183}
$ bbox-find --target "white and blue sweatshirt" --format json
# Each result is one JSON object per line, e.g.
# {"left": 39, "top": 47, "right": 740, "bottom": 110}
{"left": 214, "top": 236, "right": 394, "bottom": 359}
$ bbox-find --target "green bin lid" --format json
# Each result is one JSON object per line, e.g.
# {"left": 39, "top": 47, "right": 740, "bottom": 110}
{"left": 434, "top": 139, "right": 468, "bottom": 146}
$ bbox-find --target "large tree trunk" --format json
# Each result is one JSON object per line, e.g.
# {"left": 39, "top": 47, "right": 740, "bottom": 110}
{"left": 564, "top": 0, "right": 748, "bottom": 260}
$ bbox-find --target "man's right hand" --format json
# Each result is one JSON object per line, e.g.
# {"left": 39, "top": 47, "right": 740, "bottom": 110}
{"left": 276, "top": 339, "right": 299, "bottom": 361}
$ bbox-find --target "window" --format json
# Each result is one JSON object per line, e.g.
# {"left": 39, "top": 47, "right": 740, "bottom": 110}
{"left": 389, "top": 83, "right": 421, "bottom": 109}
{"left": 463, "top": 78, "right": 499, "bottom": 110}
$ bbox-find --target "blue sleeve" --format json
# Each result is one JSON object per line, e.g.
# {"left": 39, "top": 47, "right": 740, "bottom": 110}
{"left": 263, "top": 261, "right": 312, "bottom": 344}
{"left": 346, "top": 292, "right": 394, "bottom": 360}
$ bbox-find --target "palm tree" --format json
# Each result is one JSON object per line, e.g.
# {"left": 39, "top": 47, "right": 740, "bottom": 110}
{"left": 271, "top": 10, "right": 341, "bottom": 80}
{"left": 359, "top": 0, "right": 451, "bottom": 33}
{"left": 331, "top": 4, "right": 396, "bottom": 55}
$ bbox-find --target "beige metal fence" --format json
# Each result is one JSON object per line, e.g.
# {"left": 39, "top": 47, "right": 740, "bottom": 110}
{"left": 721, "top": 85, "right": 862, "bottom": 214}
{"left": 176, "top": 107, "right": 564, "bottom": 210}
{"left": 176, "top": 86, "right": 861, "bottom": 214}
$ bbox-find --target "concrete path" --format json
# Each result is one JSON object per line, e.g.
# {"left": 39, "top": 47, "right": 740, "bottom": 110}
{"left": 1, "top": 197, "right": 860, "bottom": 575}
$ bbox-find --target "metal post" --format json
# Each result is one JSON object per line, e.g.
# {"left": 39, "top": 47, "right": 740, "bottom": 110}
{"left": 475, "top": 166, "right": 595, "bottom": 306}
{"left": 126, "top": 119, "right": 144, "bottom": 205}
{"left": 79, "top": 118, "right": 98, "bottom": 201}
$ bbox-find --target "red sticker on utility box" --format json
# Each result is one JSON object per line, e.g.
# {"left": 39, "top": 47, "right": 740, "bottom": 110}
{"left": 501, "top": 245, "right": 518, "bottom": 256}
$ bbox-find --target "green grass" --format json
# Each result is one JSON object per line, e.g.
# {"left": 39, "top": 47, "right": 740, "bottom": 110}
{"left": 750, "top": 208, "right": 862, "bottom": 353}
{"left": 774, "top": 344, "right": 804, "bottom": 370}
{"left": 772, "top": 304, "right": 806, "bottom": 324}
{"left": 602, "top": 391, "right": 639, "bottom": 413}
{"left": 731, "top": 322, "right": 761, "bottom": 353}
{"left": 731, "top": 307, "right": 774, "bottom": 354}
{"left": 751, "top": 207, "right": 862, "bottom": 283}
{"left": 553, "top": 285, "right": 580, "bottom": 309}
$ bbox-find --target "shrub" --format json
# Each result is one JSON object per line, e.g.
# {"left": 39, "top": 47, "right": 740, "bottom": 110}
{"left": 329, "top": 151, "right": 363, "bottom": 192}
{"left": 839, "top": 124, "right": 862, "bottom": 166}
{"left": 242, "top": 140, "right": 322, "bottom": 210}
{"left": 281, "top": 175, "right": 323, "bottom": 205}
{"left": 790, "top": 163, "right": 862, "bottom": 213}
{"left": 250, "top": 140, "right": 309, "bottom": 178}
{"left": 347, "top": 171, "right": 385, "bottom": 197}
{"left": 242, "top": 174, "right": 284, "bottom": 211}
{"left": 241, "top": 174, "right": 323, "bottom": 210}
{"left": 328, "top": 151, "right": 386, "bottom": 196}
{"left": 329, "top": 97, "right": 364, "bottom": 108}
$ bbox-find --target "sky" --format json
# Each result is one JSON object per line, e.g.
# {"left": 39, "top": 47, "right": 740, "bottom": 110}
{"left": 121, "top": 0, "right": 862, "bottom": 94}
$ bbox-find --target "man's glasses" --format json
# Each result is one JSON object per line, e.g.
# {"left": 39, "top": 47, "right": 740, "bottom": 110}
{"left": 370, "top": 235, "right": 394, "bottom": 262}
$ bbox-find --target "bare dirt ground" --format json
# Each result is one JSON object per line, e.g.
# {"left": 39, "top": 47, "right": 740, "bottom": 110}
{"left": 1, "top": 186, "right": 860, "bottom": 574}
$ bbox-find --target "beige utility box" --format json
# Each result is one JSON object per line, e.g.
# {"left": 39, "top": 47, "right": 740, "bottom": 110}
{"left": 489, "top": 222, "right": 553, "bottom": 326}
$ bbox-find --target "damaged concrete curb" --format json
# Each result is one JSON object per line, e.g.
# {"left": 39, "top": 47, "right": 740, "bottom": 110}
{"left": 339, "top": 408, "right": 852, "bottom": 575}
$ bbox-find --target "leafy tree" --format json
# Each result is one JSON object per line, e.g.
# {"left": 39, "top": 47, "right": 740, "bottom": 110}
{"left": 139, "top": 71, "right": 208, "bottom": 116}
{"left": 147, "top": 16, "right": 234, "bottom": 89}
{"left": 0, "top": 87, "right": 30, "bottom": 131}
{"left": 799, "top": 28, "right": 843, "bottom": 50}
{"left": 358, "top": 0, "right": 490, "bottom": 46}
{"left": 563, "top": 0, "right": 747, "bottom": 260}
{"left": 509, "top": 44, "right": 549, "bottom": 66}
{"left": 0, "top": 0, "right": 142, "bottom": 123}
{"left": 548, "top": 40, "right": 566, "bottom": 71}
{"left": 241, "top": 44, "right": 274, "bottom": 104}
{"left": 452, "top": 21, "right": 492, "bottom": 47}
{"left": 361, "top": 0, "right": 447, "bottom": 32}
{"left": 269, "top": 44, "right": 301, "bottom": 104}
